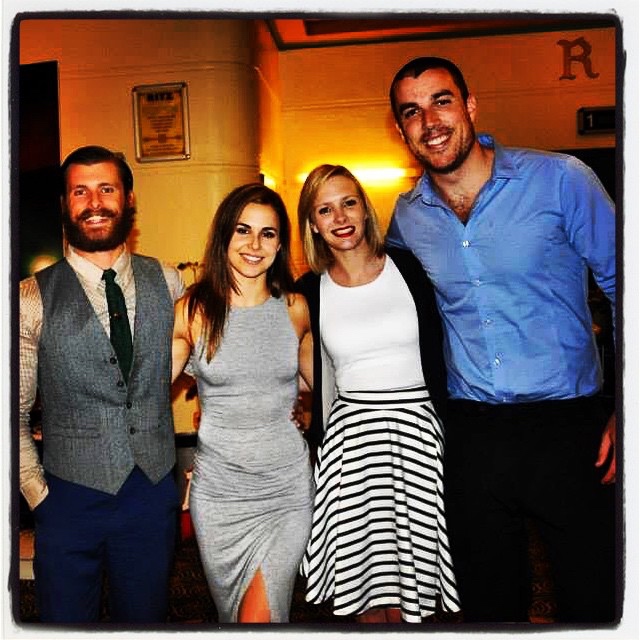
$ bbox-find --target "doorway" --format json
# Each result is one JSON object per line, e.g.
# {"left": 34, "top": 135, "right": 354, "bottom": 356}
{"left": 18, "top": 60, "right": 62, "bottom": 279}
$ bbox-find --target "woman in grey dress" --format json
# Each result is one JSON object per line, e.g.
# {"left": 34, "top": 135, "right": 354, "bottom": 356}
{"left": 172, "top": 184, "right": 314, "bottom": 623}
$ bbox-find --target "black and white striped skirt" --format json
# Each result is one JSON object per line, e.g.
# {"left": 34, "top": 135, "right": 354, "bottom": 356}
{"left": 301, "top": 386, "right": 461, "bottom": 622}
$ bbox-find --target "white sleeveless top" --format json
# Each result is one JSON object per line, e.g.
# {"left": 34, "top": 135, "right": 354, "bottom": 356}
{"left": 320, "top": 256, "right": 425, "bottom": 391}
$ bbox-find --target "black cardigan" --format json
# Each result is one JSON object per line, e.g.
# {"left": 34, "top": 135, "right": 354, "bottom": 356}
{"left": 295, "top": 247, "right": 448, "bottom": 448}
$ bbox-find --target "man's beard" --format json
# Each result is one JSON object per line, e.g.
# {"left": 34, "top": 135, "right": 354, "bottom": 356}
{"left": 62, "top": 205, "right": 135, "bottom": 252}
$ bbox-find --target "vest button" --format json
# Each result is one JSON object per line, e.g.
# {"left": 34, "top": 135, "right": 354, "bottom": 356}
{"left": 126, "top": 402, "right": 133, "bottom": 409}
{"left": 130, "top": 427, "right": 136, "bottom": 435}
{"left": 117, "top": 380, "right": 125, "bottom": 388}
{"left": 110, "top": 356, "right": 117, "bottom": 364}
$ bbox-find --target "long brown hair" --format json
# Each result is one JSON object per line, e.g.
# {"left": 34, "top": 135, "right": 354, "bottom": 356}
{"left": 187, "top": 183, "right": 295, "bottom": 360}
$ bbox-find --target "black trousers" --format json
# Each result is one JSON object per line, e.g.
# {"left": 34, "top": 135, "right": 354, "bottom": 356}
{"left": 444, "top": 396, "right": 616, "bottom": 623}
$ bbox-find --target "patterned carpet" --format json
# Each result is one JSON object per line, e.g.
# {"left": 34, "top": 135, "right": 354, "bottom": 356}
{"left": 16, "top": 517, "right": 555, "bottom": 626}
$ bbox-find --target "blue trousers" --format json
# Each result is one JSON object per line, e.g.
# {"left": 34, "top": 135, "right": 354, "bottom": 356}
{"left": 33, "top": 467, "right": 179, "bottom": 623}
{"left": 444, "top": 396, "right": 617, "bottom": 623}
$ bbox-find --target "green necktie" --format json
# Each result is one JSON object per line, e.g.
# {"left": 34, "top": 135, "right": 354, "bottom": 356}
{"left": 102, "top": 268, "right": 133, "bottom": 383}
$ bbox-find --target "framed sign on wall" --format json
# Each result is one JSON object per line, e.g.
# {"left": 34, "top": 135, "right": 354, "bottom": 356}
{"left": 132, "top": 82, "right": 191, "bottom": 162}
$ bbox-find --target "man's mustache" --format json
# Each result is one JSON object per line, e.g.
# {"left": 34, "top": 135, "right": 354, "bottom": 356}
{"left": 77, "top": 208, "right": 118, "bottom": 221}
{"left": 419, "top": 126, "right": 454, "bottom": 145}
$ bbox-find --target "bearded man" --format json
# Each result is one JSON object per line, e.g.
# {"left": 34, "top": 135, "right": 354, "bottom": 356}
{"left": 19, "top": 145, "right": 183, "bottom": 623}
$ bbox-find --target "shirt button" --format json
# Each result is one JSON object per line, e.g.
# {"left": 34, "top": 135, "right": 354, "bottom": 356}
{"left": 117, "top": 380, "right": 125, "bottom": 388}
{"left": 130, "top": 427, "right": 136, "bottom": 435}
{"left": 483, "top": 319, "right": 492, "bottom": 325}
{"left": 462, "top": 240, "right": 470, "bottom": 248}
{"left": 126, "top": 402, "right": 132, "bottom": 409}
{"left": 473, "top": 279, "right": 481, "bottom": 287}
{"left": 110, "top": 357, "right": 117, "bottom": 364}
{"left": 494, "top": 357, "right": 501, "bottom": 366}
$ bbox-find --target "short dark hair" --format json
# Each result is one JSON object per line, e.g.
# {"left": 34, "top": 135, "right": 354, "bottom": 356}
{"left": 60, "top": 145, "right": 134, "bottom": 196}
{"left": 389, "top": 56, "right": 469, "bottom": 125}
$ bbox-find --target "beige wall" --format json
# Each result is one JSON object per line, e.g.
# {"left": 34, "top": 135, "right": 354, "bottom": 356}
{"left": 279, "top": 26, "right": 616, "bottom": 240}
{"left": 255, "top": 20, "right": 285, "bottom": 190}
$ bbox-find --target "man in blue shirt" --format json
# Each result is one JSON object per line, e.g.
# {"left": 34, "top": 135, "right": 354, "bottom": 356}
{"left": 386, "top": 56, "right": 616, "bottom": 623}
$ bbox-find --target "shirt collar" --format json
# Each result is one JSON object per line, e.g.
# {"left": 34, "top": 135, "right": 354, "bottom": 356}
{"left": 407, "top": 133, "right": 520, "bottom": 204}
{"left": 65, "top": 244, "right": 132, "bottom": 287}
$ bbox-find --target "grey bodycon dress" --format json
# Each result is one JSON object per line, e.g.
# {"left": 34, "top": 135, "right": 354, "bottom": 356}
{"left": 188, "top": 296, "right": 314, "bottom": 622}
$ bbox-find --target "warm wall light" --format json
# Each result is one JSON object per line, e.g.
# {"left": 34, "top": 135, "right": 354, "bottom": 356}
{"left": 296, "top": 167, "right": 419, "bottom": 186}
{"left": 29, "top": 254, "right": 58, "bottom": 275}
{"left": 260, "top": 173, "right": 277, "bottom": 190}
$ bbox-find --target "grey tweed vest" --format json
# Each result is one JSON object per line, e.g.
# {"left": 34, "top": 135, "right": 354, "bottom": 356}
{"left": 35, "top": 255, "right": 176, "bottom": 494}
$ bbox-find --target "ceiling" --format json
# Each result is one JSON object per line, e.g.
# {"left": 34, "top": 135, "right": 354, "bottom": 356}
{"left": 266, "top": 14, "right": 616, "bottom": 50}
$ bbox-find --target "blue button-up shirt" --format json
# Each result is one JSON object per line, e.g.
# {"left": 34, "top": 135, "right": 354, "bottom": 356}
{"left": 386, "top": 134, "right": 615, "bottom": 403}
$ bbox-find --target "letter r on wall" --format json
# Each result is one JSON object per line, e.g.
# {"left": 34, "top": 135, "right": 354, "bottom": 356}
{"left": 557, "top": 37, "right": 600, "bottom": 80}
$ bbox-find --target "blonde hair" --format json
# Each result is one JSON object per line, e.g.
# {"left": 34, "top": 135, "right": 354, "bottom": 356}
{"left": 297, "top": 164, "right": 385, "bottom": 274}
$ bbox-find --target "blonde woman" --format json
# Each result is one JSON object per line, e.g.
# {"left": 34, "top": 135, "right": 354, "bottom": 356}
{"left": 296, "top": 164, "right": 460, "bottom": 623}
